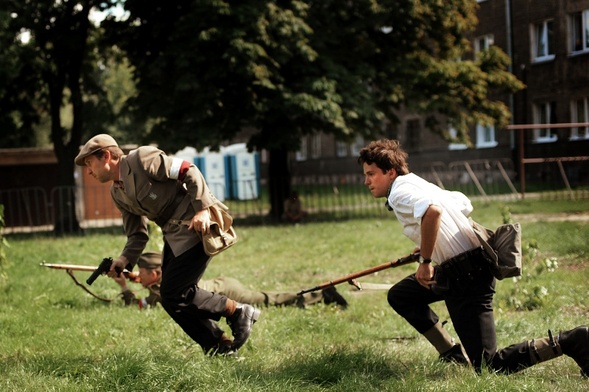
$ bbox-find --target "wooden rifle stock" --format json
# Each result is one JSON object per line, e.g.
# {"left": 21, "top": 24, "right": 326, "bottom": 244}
{"left": 40, "top": 261, "right": 142, "bottom": 303}
{"left": 297, "top": 253, "right": 420, "bottom": 295}
{"left": 40, "top": 262, "right": 141, "bottom": 283}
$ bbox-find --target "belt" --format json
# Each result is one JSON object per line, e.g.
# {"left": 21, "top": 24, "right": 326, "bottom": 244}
{"left": 169, "top": 219, "right": 191, "bottom": 226}
{"left": 439, "top": 247, "right": 484, "bottom": 280}
{"left": 155, "top": 190, "right": 187, "bottom": 227}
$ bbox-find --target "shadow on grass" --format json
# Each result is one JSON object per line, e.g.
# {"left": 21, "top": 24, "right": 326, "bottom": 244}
{"left": 232, "top": 348, "right": 413, "bottom": 389}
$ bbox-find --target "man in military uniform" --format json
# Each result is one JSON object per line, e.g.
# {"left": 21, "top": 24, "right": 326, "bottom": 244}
{"left": 115, "top": 252, "right": 348, "bottom": 309}
{"left": 75, "top": 134, "right": 260, "bottom": 355}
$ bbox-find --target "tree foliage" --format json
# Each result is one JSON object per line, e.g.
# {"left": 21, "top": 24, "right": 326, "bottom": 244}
{"left": 0, "top": 0, "right": 119, "bottom": 233}
{"left": 1, "top": 0, "right": 523, "bottom": 221}
{"left": 103, "top": 0, "right": 522, "bottom": 217}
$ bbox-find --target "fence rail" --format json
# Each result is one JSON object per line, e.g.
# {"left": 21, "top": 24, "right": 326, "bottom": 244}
{"left": 1, "top": 158, "right": 588, "bottom": 234}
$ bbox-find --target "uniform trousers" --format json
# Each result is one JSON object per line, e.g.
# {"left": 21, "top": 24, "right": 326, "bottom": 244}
{"left": 159, "top": 241, "right": 229, "bottom": 352}
{"left": 388, "top": 251, "right": 533, "bottom": 373}
{"left": 201, "top": 277, "right": 324, "bottom": 308}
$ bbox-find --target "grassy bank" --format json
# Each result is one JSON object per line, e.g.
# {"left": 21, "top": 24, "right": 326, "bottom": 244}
{"left": 1, "top": 199, "right": 589, "bottom": 391}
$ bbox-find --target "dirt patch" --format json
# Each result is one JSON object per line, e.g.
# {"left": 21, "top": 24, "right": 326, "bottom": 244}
{"left": 512, "top": 212, "right": 589, "bottom": 223}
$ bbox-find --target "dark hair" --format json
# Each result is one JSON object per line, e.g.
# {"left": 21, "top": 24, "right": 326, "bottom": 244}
{"left": 357, "top": 139, "right": 410, "bottom": 175}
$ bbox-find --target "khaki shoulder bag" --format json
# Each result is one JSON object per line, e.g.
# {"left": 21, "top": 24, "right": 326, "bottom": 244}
{"left": 203, "top": 204, "right": 238, "bottom": 256}
{"left": 470, "top": 218, "right": 522, "bottom": 280}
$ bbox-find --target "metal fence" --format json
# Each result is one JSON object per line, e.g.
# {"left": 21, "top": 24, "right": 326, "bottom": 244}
{"left": 1, "top": 158, "right": 587, "bottom": 235}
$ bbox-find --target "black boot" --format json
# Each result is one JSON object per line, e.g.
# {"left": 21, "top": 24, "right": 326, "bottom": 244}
{"left": 227, "top": 303, "right": 261, "bottom": 351}
{"left": 208, "top": 334, "right": 236, "bottom": 357}
{"left": 559, "top": 326, "right": 589, "bottom": 377}
{"left": 322, "top": 286, "right": 348, "bottom": 308}
{"left": 440, "top": 344, "right": 470, "bottom": 365}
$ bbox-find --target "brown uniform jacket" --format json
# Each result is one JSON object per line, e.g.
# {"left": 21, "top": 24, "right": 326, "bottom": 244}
{"left": 111, "top": 146, "right": 224, "bottom": 268}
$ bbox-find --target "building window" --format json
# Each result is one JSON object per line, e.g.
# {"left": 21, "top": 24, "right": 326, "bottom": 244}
{"left": 474, "top": 34, "right": 494, "bottom": 54}
{"left": 570, "top": 10, "right": 589, "bottom": 53}
{"left": 406, "top": 119, "right": 421, "bottom": 150}
{"left": 310, "top": 134, "right": 321, "bottom": 159}
{"left": 295, "top": 137, "right": 307, "bottom": 161}
{"left": 350, "top": 135, "right": 364, "bottom": 157}
{"left": 533, "top": 102, "right": 558, "bottom": 143}
{"left": 531, "top": 20, "right": 555, "bottom": 62}
{"left": 475, "top": 124, "right": 498, "bottom": 148}
{"left": 570, "top": 98, "right": 589, "bottom": 140}
{"left": 448, "top": 127, "right": 468, "bottom": 150}
{"left": 335, "top": 141, "right": 348, "bottom": 157}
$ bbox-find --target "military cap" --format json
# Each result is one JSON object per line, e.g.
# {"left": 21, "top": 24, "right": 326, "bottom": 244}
{"left": 137, "top": 252, "right": 163, "bottom": 269}
{"left": 74, "top": 134, "right": 119, "bottom": 166}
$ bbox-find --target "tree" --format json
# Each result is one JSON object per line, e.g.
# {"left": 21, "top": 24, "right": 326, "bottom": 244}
{"left": 0, "top": 204, "right": 8, "bottom": 285}
{"left": 103, "top": 0, "right": 522, "bottom": 220}
{"left": 0, "top": 0, "right": 119, "bottom": 233}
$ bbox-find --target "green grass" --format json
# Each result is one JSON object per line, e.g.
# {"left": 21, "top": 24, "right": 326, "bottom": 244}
{"left": 1, "top": 199, "right": 589, "bottom": 391}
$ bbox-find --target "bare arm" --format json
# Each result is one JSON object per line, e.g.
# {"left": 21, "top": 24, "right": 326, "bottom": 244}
{"left": 415, "top": 204, "right": 442, "bottom": 289}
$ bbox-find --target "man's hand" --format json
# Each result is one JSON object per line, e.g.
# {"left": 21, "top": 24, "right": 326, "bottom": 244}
{"left": 107, "top": 256, "right": 128, "bottom": 278}
{"left": 415, "top": 263, "right": 436, "bottom": 289}
{"left": 188, "top": 208, "right": 211, "bottom": 234}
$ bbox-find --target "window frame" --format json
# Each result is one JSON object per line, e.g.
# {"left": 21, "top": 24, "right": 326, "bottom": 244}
{"left": 570, "top": 98, "right": 589, "bottom": 140}
{"left": 474, "top": 34, "right": 495, "bottom": 54}
{"left": 335, "top": 140, "right": 348, "bottom": 158}
{"left": 475, "top": 124, "right": 498, "bottom": 148}
{"left": 532, "top": 102, "right": 558, "bottom": 143}
{"left": 295, "top": 137, "right": 308, "bottom": 161}
{"left": 531, "top": 19, "right": 555, "bottom": 62}
{"left": 448, "top": 127, "right": 468, "bottom": 150}
{"left": 570, "top": 9, "right": 589, "bottom": 54}
{"left": 350, "top": 135, "right": 365, "bottom": 157}
{"left": 310, "top": 134, "right": 321, "bottom": 159}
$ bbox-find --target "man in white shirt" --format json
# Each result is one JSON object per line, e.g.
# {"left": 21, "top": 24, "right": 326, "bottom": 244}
{"left": 358, "top": 139, "right": 589, "bottom": 376}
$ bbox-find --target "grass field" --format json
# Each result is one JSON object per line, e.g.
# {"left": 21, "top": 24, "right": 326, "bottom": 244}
{"left": 1, "top": 199, "right": 589, "bottom": 391}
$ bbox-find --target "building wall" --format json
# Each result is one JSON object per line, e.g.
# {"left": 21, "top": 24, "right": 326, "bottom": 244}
{"left": 509, "top": 0, "right": 589, "bottom": 130}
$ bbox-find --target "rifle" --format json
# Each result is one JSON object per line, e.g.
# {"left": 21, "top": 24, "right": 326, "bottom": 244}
{"left": 40, "top": 258, "right": 141, "bottom": 302}
{"left": 297, "top": 253, "right": 420, "bottom": 295}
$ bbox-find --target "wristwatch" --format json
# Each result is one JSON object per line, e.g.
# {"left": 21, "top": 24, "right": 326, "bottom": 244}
{"left": 419, "top": 255, "right": 432, "bottom": 264}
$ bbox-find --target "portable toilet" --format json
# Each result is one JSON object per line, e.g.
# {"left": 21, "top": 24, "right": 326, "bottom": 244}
{"left": 224, "top": 143, "right": 260, "bottom": 200}
{"left": 194, "top": 147, "right": 227, "bottom": 201}
{"left": 173, "top": 146, "right": 198, "bottom": 162}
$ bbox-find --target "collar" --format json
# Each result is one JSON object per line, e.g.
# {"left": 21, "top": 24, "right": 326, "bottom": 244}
{"left": 384, "top": 181, "right": 394, "bottom": 211}
{"left": 113, "top": 160, "right": 124, "bottom": 189}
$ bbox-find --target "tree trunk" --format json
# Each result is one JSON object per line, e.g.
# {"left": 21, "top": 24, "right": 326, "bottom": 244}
{"left": 53, "top": 157, "right": 82, "bottom": 235}
{"left": 267, "top": 147, "right": 291, "bottom": 221}
{"left": 48, "top": 71, "right": 84, "bottom": 235}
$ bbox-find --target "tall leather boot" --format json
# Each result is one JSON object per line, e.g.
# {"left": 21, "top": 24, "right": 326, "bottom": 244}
{"left": 528, "top": 330, "right": 562, "bottom": 365}
{"left": 559, "top": 326, "right": 589, "bottom": 377}
{"left": 528, "top": 326, "right": 589, "bottom": 377}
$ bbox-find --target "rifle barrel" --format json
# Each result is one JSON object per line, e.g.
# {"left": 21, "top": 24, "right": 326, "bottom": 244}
{"left": 40, "top": 262, "right": 140, "bottom": 283}
{"left": 40, "top": 263, "right": 97, "bottom": 271}
{"left": 297, "top": 253, "right": 419, "bottom": 295}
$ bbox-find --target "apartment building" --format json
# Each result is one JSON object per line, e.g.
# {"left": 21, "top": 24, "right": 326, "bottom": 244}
{"left": 477, "top": 0, "right": 589, "bottom": 185}
{"left": 291, "top": 0, "right": 589, "bottom": 186}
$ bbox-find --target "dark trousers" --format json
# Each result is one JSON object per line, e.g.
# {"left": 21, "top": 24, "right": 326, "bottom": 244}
{"left": 159, "top": 241, "right": 229, "bottom": 352}
{"left": 388, "top": 251, "right": 532, "bottom": 373}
